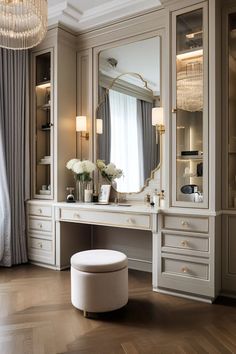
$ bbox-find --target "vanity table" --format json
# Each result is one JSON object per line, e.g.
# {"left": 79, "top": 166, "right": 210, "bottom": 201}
{"left": 27, "top": 199, "right": 158, "bottom": 284}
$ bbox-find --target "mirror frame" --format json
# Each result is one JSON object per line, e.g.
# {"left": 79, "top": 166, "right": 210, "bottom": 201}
{"left": 93, "top": 30, "right": 165, "bottom": 195}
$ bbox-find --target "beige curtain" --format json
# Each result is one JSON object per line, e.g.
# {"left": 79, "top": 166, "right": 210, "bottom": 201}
{"left": 0, "top": 48, "right": 30, "bottom": 266}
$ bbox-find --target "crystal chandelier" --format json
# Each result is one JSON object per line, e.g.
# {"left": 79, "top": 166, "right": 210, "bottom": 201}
{"left": 0, "top": 0, "right": 47, "bottom": 50}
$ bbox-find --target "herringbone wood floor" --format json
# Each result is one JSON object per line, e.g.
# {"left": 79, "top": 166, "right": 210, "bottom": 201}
{"left": 0, "top": 265, "right": 236, "bottom": 354}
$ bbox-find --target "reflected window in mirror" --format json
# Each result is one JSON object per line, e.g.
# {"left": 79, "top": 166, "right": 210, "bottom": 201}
{"left": 97, "top": 37, "right": 161, "bottom": 194}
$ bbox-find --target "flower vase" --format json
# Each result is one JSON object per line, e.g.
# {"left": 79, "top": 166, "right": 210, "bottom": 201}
{"left": 109, "top": 180, "right": 117, "bottom": 202}
{"left": 76, "top": 180, "right": 88, "bottom": 202}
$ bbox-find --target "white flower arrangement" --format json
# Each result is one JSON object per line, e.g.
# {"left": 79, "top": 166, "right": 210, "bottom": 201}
{"left": 97, "top": 159, "right": 123, "bottom": 182}
{"left": 66, "top": 159, "right": 96, "bottom": 181}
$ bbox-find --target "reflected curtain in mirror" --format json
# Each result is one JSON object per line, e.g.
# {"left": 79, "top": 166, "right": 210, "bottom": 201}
{"left": 97, "top": 87, "right": 111, "bottom": 164}
{"left": 137, "top": 100, "right": 159, "bottom": 181}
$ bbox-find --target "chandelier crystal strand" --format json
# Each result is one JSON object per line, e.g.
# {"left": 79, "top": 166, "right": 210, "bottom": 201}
{"left": 0, "top": 0, "right": 47, "bottom": 50}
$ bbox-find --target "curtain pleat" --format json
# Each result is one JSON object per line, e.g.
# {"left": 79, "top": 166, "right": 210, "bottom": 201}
{"left": 0, "top": 48, "right": 30, "bottom": 266}
{"left": 138, "top": 100, "right": 159, "bottom": 181}
{"left": 98, "top": 87, "right": 111, "bottom": 164}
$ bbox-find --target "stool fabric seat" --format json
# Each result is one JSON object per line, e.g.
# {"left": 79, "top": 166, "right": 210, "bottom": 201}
{"left": 71, "top": 249, "right": 128, "bottom": 273}
{"left": 71, "top": 249, "right": 128, "bottom": 314}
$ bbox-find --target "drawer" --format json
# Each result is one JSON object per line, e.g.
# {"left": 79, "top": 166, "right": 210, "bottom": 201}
{"left": 162, "top": 233, "right": 209, "bottom": 252}
{"left": 162, "top": 257, "right": 209, "bottom": 280}
{"left": 28, "top": 217, "right": 52, "bottom": 233}
{"left": 28, "top": 237, "right": 54, "bottom": 265}
{"left": 163, "top": 215, "right": 208, "bottom": 233}
{"left": 29, "top": 237, "right": 52, "bottom": 252}
{"left": 28, "top": 204, "right": 52, "bottom": 217}
{"left": 59, "top": 208, "right": 150, "bottom": 230}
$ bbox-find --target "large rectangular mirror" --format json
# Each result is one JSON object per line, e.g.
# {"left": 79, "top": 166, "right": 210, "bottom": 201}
{"left": 96, "top": 36, "right": 161, "bottom": 194}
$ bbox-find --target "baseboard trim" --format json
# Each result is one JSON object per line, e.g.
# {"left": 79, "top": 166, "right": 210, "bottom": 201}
{"left": 128, "top": 257, "right": 152, "bottom": 273}
{"left": 154, "top": 287, "right": 213, "bottom": 304}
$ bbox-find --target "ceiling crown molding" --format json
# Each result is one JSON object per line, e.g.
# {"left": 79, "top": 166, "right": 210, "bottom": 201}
{"left": 48, "top": 1, "right": 83, "bottom": 24}
{"left": 48, "top": 0, "right": 162, "bottom": 32}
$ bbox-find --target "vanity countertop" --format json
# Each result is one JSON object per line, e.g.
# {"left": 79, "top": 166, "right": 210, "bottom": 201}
{"left": 55, "top": 201, "right": 160, "bottom": 215}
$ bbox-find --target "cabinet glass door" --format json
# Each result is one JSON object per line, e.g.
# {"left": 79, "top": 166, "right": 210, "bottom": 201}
{"left": 228, "top": 12, "right": 236, "bottom": 208}
{"left": 172, "top": 5, "right": 207, "bottom": 207}
{"left": 34, "top": 51, "right": 53, "bottom": 199}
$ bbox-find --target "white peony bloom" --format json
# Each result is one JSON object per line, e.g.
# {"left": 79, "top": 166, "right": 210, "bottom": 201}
{"left": 66, "top": 158, "right": 79, "bottom": 170}
{"left": 82, "top": 160, "right": 96, "bottom": 173}
{"left": 72, "top": 161, "right": 84, "bottom": 174}
{"left": 97, "top": 159, "right": 106, "bottom": 170}
{"left": 105, "top": 163, "right": 116, "bottom": 175}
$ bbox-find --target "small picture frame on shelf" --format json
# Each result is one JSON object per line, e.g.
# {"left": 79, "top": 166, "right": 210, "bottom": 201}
{"left": 98, "top": 184, "right": 111, "bottom": 204}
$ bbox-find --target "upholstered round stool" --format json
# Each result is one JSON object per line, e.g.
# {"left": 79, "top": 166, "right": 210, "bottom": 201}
{"left": 71, "top": 249, "right": 128, "bottom": 316}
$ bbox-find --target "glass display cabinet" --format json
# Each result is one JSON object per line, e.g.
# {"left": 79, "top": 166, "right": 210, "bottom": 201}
{"left": 172, "top": 4, "right": 208, "bottom": 207}
{"left": 227, "top": 12, "right": 236, "bottom": 209}
{"left": 32, "top": 50, "right": 53, "bottom": 199}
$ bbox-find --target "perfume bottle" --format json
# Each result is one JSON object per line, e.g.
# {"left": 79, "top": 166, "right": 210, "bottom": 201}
{"left": 159, "top": 190, "right": 165, "bottom": 208}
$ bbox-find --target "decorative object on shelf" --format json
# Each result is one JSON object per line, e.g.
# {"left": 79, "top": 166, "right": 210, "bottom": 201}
{"left": 84, "top": 188, "right": 93, "bottom": 203}
{"left": 159, "top": 190, "right": 165, "bottom": 208}
{"left": 177, "top": 54, "right": 203, "bottom": 112}
{"left": 181, "top": 184, "right": 198, "bottom": 194}
{"left": 152, "top": 107, "right": 165, "bottom": 144}
{"left": 0, "top": 0, "right": 47, "bottom": 50}
{"left": 39, "top": 155, "right": 51, "bottom": 164}
{"left": 66, "top": 159, "right": 96, "bottom": 202}
{"left": 96, "top": 159, "right": 123, "bottom": 184}
{"left": 66, "top": 187, "right": 75, "bottom": 203}
{"left": 197, "top": 162, "right": 203, "bottom": 177}
{"left": 98, "top": 185, "right": 111, "bottom": 204}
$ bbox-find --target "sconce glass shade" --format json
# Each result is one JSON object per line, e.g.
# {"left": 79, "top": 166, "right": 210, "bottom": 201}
{"left": 152, "top": 107, "right": 164, "bottom": 126}
{"left": 96, "top": 119, "right": 103, "bottom": 134}
{"left": 76, "top": 116, "right": 87, "bottom": 132}
{"left": 0, "top": 0, "right": 48, "bottom": 50}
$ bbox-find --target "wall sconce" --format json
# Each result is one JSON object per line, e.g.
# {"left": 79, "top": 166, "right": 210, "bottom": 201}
{"left": 76, "top": 116, "right": 89, "bottom": 160}
{"left": 152, "top": 107, "right": 165, "bottom": 144}
{"left": 96, "top": 119, "right": 103, "bottom": 134}
{"left": 76, "top": 116, "right": 89, "bottom": 140}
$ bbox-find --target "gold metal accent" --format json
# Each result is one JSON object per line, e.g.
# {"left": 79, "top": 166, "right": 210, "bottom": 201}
{"left": 181, "top": 240, "right": 188, "bottom": 247}
{"left": 172, "top": 108, "right": 177, "bottom": 113}
{"left": 181, "top": 267, "right": 188, "bottom": 273}
{"left": 181, "top": 221, "right": 189, "bottom": 227}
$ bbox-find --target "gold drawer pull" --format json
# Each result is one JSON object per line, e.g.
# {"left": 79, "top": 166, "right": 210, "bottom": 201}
{"left": 181, "top": 267, "right": 188, "bottom": 273}
{"left": 38, "top": 242, "right": 43, "bottom": 248}
{"left": 38, "top": 208, "right": 42, "bottom": 214}
{"left": 73, "top": 213, "right": 80, "bottom": 218}
{"left": 181, "top": 240, "right": 188, "bottom": 247}
{"left": 126, "top": 218, "right": 134, "bottom": 224}
{"left": 181, "top": 221, "right": 189, "bottom": 227}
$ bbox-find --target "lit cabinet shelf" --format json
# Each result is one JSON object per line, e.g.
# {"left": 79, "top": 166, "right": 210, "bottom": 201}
{"left": 32, "top": 50, "right": 53, "bottom": 199}
{"left": 171, "top": 3, "right": 208, "bottom": 208}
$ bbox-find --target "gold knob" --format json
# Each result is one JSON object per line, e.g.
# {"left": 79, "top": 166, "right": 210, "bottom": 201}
{"left": 73, "top": 213, "right": 80, "bottom": 218}
{"left": 181, "top": 240, "right": 188, "bottom": 247}
{"left": 126, "top": 218, "right": 134, "bottom": 224}
{"left": 172, "top": 108, "right": 177, "bottom": 113}
{"left": 38, "top": 208, "right": 42, "bottom": 214}
{"left": 39, "top": 223, "right": 43, "bottom": 228}
{"left": 38, "top": 242, "right": 42, "bottom": 248}
{"left": 181, "top": 267, "right": 188, "bottom": 273}
{"left": 181, "top": 221, "right": 189, "bottom": 227}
